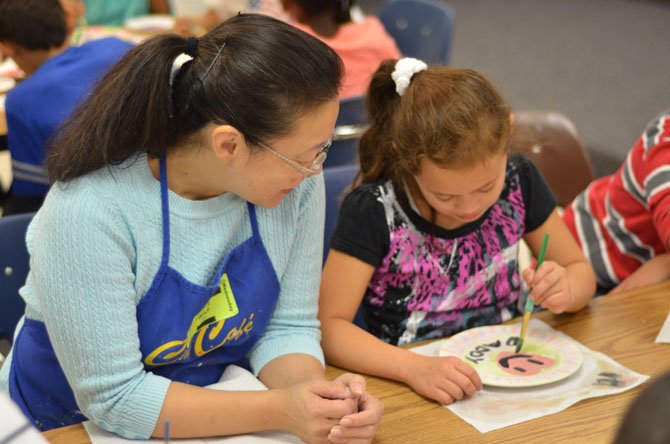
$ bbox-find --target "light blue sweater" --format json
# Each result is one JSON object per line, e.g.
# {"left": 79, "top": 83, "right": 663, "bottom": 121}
{"left": 0, "top": 154, "right": 326, "bottom": 438}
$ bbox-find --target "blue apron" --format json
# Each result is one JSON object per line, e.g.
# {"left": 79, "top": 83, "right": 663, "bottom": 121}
{"left": 9, "top": 156, "right": 281, "bottom": 430}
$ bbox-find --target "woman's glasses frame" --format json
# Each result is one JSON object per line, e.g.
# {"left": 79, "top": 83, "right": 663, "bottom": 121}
{"left": 257, "top": 138, "right": 332, "bottom": 177}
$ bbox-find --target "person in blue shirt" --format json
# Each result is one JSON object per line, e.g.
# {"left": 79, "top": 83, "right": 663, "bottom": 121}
{"left": 0, "top": 12, "right": 382, "bottom": 443}
{"left": 83, "top": 0, "right": 169, "bottom": 26}
{"left": 0, "top": 0, "right": 132, "bottom": 216}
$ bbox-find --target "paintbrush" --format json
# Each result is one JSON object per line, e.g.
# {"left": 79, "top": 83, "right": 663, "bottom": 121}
{"left": 515, "top": 233, "right": 550, "bottom": 353}
{"left": 164, "top": 419, "right": 170, "bottom": 444}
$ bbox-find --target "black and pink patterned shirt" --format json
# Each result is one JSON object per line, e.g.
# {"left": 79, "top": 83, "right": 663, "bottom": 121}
{"left": 330, "top": 155, "right": 556, "bottom": 345}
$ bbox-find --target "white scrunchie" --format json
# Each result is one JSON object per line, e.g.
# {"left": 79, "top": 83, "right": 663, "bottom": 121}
{"left": 169, "top": 53, "right": 194, "bottom": 87}
{"left": 391, "top": 57, "right": 427, "bottom": 96}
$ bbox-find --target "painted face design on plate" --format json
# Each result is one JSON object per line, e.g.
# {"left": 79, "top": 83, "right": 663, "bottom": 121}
{"left": 496, "top": 352, "right": 556, "bottom": 376}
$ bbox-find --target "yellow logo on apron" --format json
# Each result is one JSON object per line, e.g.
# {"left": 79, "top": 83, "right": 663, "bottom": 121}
{"left": 144, "top": 273, "right": 253, "bottom": 366}
{"left": 185, "top": 273, "right": 239, "bottom": 341}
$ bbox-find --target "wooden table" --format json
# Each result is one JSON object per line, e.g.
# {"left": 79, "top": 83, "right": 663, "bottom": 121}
{"left": 44, "top": 281, "right": 670, "bottom": 444}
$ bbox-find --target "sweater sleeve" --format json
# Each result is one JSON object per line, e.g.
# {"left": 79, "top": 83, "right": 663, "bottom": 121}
{"left": 27, "top": 184, "right": 170, "bottom": 439}
{"left": 248, "top": 176, "right": 326, "bottom": 374}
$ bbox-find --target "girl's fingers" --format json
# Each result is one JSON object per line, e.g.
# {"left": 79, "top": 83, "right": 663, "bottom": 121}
{"left": 453, "top": 360, "right": 483, "bottom": 390}
{"left": 446, "top": 366, "right": 480, "bottom": 396}
{"left": 434, "top": 388, "right": 455, "bottom": 405}
{"left": 439, "top": 378, "right": 466, "bottom": 401}
{"left": 531, "top": 262, "right": 553, "bottom": 287}
{"left": 532, "top": 268, "right": 562, "bottom": 304}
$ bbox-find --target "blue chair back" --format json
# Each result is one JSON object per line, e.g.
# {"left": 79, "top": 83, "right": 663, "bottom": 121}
{"left": 322, "top": 166, "right": 369, "bottom": 330}
{"left": 324, "top": 96, "right": 368, "bottom": 168}
{"left": 0, "top": 212, "right": 34, "bottom": 342}
{"left": 323, "top": 165, "right": 359, "bottom": 262}
{"left": 379, "top": 0, "right": 455, "bottom": 65}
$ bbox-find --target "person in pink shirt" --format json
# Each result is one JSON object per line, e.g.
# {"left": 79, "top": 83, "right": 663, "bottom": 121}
{"left": 282, "top": 0, "right": 402, "bottom": 98}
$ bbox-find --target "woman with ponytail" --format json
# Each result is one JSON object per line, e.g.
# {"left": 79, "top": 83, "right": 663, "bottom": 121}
{"left": 0, "top": 14, "right": 382, "bottom": 443}
{"left": 281, "top": 0, "right": 401, "bottom": 98}
{"left": 319, "top": 59, "right": 596, "bottom": 405}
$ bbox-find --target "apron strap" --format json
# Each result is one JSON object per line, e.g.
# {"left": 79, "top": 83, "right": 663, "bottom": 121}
{"left": 158, "top": 155, "right": 171, "bottom": 269}
{"left": 246, "top": 202, "right": 260, "bottom": 239}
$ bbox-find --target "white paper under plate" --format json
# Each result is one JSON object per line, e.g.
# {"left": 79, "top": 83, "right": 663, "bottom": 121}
{"left": 412, "top": 319, "right": 649, "bottom": 433}
{"left": 656, "top": 311, "right": 670, "bottom": 343}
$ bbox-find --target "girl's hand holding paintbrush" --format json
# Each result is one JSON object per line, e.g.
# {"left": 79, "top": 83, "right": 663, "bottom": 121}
{"left": 521, "top": 260, "right": 575, "bottom": 314}
{"left": 519, "top": 215, "right": 596, "bottom": 315}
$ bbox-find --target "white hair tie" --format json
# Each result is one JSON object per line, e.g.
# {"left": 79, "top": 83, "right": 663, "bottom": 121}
{"left": 391, "top": 58, "right": 427, "bottom": 96}
{"left": 169, "top": 53, "right": 194, "bottom": 87}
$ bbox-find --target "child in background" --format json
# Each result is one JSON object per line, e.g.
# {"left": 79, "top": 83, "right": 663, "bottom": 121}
{"left": 319, "top": 58, "right": 596, "bottom": 405}
{"left": 281, "top": 0, "right": 401, "bottom": 98}
{"left": 83, "top": 0, "right": 169, "bottom": 26}
{"left": 563, "top": 110, "right": 670, "bottom": 294}
{"left": 0, "top": 0, "right": 132, "bottom": 216}
{"left": 174, "top": 0, "right": 286, "bottom": 34}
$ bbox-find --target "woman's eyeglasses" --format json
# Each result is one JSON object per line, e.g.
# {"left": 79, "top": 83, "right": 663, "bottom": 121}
{"left": 257, "top": 138, "right": 332, "bottom": 177}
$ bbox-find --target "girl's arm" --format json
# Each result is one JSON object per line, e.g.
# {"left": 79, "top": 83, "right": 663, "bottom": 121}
{"left": 319, "top": 250, "right": 482, "bottom": 405}
{"left": 523, "top": 210, "right": 596, "bottom": 312}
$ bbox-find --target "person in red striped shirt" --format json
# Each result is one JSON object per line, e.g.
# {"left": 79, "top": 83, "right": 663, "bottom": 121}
{"left": 563, "top": 110, "right": 670, "bottom": 294}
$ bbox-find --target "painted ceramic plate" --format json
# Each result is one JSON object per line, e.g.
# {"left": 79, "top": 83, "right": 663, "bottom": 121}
{"left": 439, "top": 324, "right": 583, "bottom": 388}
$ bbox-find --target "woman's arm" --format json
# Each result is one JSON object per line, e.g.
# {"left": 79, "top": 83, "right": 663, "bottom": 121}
{"left": 259, "top": 353, "right": 328, "bottom": 388}
{"left": 152, "top": 378, "right": 359, "bottom": 440}
{"left": 248, "top": 177, "right": 327, "bottom": 381}
{"left": 319, "top": 250, "right": 481, "bottom": 404}
{"left": 523, "top": 209, "right": 596, "bottom": 312}
{"left": 249, "top": 176, "right": 383, "bottom": 441}
{"left": 32, "top": 180, "right": 365, "bottom": 442}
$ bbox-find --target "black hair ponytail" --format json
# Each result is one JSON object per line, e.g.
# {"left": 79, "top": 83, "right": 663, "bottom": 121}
{"left": 47, "top": 14, "right": 343, "bottom": 182}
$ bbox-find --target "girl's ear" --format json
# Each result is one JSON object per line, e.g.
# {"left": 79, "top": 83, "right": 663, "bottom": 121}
{"left": 210, "top": 125, "right": 246, "bottom": 164}
{"left": 509, "top": 113, "right": 516, "bottom": 125}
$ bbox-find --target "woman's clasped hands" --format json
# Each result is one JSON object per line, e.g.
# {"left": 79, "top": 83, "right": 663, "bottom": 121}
{"left": 281, "top": 373, "right": 383, "bottom": 444}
